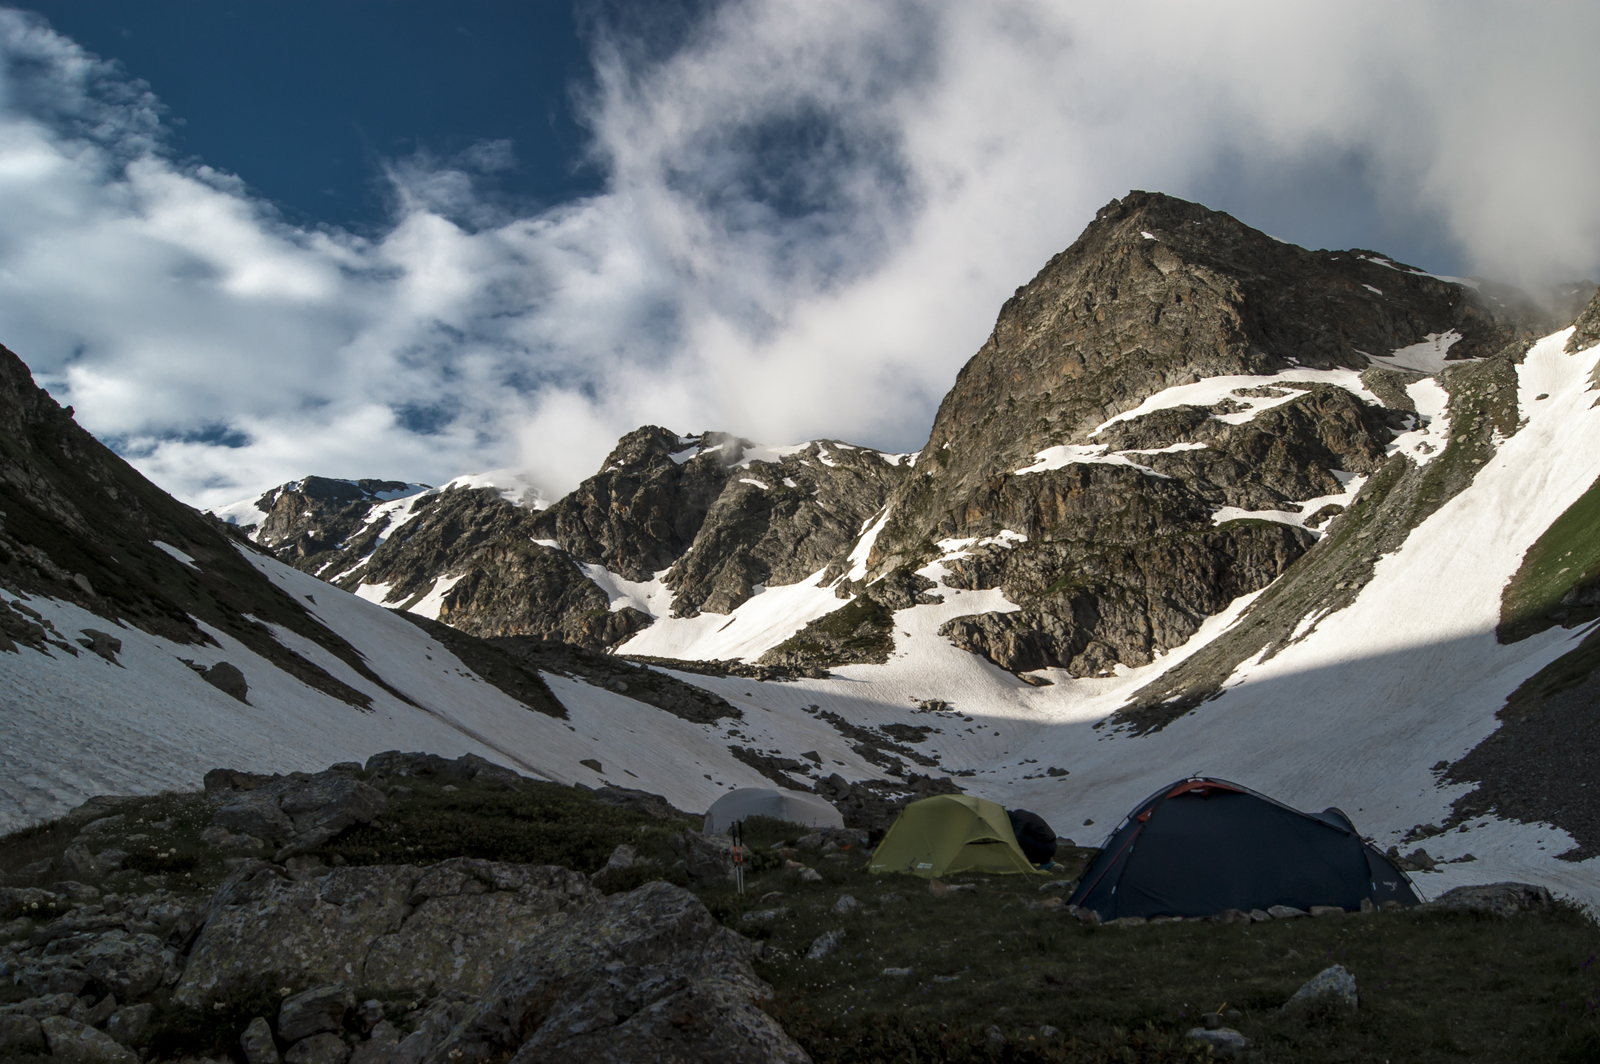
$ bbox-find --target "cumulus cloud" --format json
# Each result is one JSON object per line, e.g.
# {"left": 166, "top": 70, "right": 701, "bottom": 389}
{"left": 0, "top": 2, "right": 1596, "bottom": 509}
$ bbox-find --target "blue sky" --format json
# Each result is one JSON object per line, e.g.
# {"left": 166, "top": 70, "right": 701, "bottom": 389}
{"left": 24, "top": 0, "right": 603, "bottom": 231}
{"left": 0, "top": 2, "right": 1596, "bottom": 509}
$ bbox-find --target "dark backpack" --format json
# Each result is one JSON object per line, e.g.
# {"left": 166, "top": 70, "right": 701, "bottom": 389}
{"left": 1007, "top": 808, "right": 1058, "bottom": 866}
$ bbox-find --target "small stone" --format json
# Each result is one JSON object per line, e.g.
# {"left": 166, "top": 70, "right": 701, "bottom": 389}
{"left": 1107, "top": 916, "right": 1146, "bottom": 927}
{"left": 1360, "top": 898, "right": 1377, "bottom": 914}
{"left": 758, "top": 891, "right": 786, "bottom": 904}
{"left": 1212, "top": 908, "right": 1249, "bottom": 924}
{"left": 94, "top": 850, "right": 127, "bottom": 871}
{"left": 1249, "top": 908, "right": 1272, "bottom": 922}
{"left": 797, "top": 867, "right": 823, "bottom": 883}
{"left": 1038, "top": 879, "right": 1075, "bottom": 893}
{"left": 1284, "top": 964, "right": 1358, "bottom": 1012}
{"left": 355, "top": 1000, "right": 384, "bottom": 1032}
{"left": 278, "top": 985, "right": 355, "bottom": 1043}
{"left": 881, "top": 967, "right": 913, "bottom": 977}
{"left": 1038, "top": 1025, "right": 1060, "bottom": 1039}
{"left": 602, "top": 844, "right": 637, "bottom": 873}
{"left": 831, "top": 894, "right": 862, "bottom": 915}
{"left": 240, "top": 1016, "right": 281, "bottom": 1064}
{"left": 806, "top": 930, "right": 845, "bottom": 960}
{"left": 928, "top": 879, "right": 949, "bottom": 897}
{"left": 738, "top": 907, "right": 790, "bottom": 926}
{"left": 879, "top": 892, "right": 904, "bottom": 907}
{"left": 985, "top": 1025, "right": 1006, "bottom": 1047}
{"left": 1309, "top": 905, "right": 1345, "bottom": 917}
{"left": 1073, "top": 906, "right": 1101, "bottom": 926}
{"left": 1186, "top": 1027, "right": 1249, "bottom": 1059}
{"left": 1266, "top": 905, "right": 1306, "bottom": 919}
{"left": 1038, "top": 897, "right": 1063, "bottom": 911}
{"left": 284, "top": 1031, "right": 350, "bottom": 1064}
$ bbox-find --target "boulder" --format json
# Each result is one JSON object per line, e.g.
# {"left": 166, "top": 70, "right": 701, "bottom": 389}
{"left": 275, "top": 776, "right": 388, "bottom": 858}
{"left": 418, "top": 881, "right": 809, "bottom": 1064}
{"left": 177, "top": 859, "right": 597, "bottom": 1008}
{"left": 77, "top": 932, "right": 181, "bottom": 998}
{"left": 1266, "top": 905, "right": 1307, "bottom": 919}
{"left": 213, "top": 791, "right": 296, "bottom": 845}
{"left": 201, "top": 662, "right": 250, "bottom": 702}
{"left": 39, "top": 1015, "right": 139, "bottom": 1064}
{"left": 806, "top": 930, "right": 845, "bottom": 960}
{"left": 61, "top": 844, "right": 104, "bottom": 879}
{"left": 240, "top": 1016, "right": 280, "bottom": 1064}
{"left": 1430, "top": 882, "right": 1554, "bottom": 917}
{"left": 279, "top": 985, "right": 356, "bottom": 1042}
{"left": 0, "top": 1013, "right": 45, "bottom": 1055}
{"left": 380, "top": 992, "right": 478, "bottom": 1064}
{"left": 284, "top": 1032, "right": 350, "bottom": 1064}
{"left": 361, "top": 859, "right": 596, "bottom": 996}
{"left": 349, "top": 1020, "right": 399, "bottom": 1064}
{"left": 602, "top": 844, "right": 636, "bottom": 873}
{"left": 104, "top": 1004, "right": 153, "bottom": 1047}
{"left": 211, "top": 771, "right": 387, "bottom": 858}
{"left": 668, "top": 829, "right": 736, "bottom": 886}
{"left": 1284, "top": 964, "right": 1358, "bottom": 1012}
{"left": 13, "top": 955, "right": 90, "bottom": 996}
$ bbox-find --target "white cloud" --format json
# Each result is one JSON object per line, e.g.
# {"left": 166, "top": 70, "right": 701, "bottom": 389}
{"left": 0, "top": 2, "right": 1596, "bottom": 510}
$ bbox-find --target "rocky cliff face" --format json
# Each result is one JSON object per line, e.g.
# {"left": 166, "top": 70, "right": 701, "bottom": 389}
{"left": 256, "top": 429, "right": 911, "bottom": 650}
{"left": 841, "top": 191, "right": 1558, "bottom": 677}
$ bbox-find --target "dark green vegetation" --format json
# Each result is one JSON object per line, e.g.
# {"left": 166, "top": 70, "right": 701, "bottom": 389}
{"left": 1499, "top": 472, "right": 1600, "bottom": 643}
{"left": 7, "top": 776, "right": 1599, "bottom": 1063}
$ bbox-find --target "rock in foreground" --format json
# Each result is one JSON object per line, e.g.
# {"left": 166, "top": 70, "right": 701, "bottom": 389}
{"left": 423, "top": 880, "right": 810, "bottom": 1064}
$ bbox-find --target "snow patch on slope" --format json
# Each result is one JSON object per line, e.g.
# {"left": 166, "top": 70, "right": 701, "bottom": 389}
{"left": 616, "top": 570, "right": 844, "bottom": 661}
{"left": 579, "top": 564, "right": 674, "bottom": 617}
{"left": 1371, "top": 330, "right": 1468, "bottom": 374}
{"left": 1090, "top": 368, "right": 1381, "bottom": 436}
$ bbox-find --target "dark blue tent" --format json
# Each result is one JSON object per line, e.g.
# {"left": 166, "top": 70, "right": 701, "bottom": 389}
{"left": 1069, "top": 777, "right": 1420, "bottom": 919}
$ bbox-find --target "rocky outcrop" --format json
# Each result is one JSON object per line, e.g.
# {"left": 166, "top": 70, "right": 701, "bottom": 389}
{"left": 419, "top": 881, "right": 809, "bottom": 1064}
{"left": 175, "top": 858, "right": 598, "bottom": 1007}
{"left": 245, "top": 478, "right": 429, "bottom": 562}
{"left": 208, "top": 773, "right": 386, "bottom": 861}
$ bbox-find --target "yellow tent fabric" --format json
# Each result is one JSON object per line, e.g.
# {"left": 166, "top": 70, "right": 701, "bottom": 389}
{"left": 867, "top": 793, "right": 1042, "bottom": 878}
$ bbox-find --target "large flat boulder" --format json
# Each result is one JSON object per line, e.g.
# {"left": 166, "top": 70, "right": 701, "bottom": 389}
{"left": 175, "top": 859, "right": 597, "bottom": 1008}
{"left": 421, "top": 880, "right": 809, "bottom": 1064}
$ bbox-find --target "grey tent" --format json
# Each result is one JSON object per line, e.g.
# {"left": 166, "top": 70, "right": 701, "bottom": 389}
{"left": 704, "top": 787, "right": 845, "bottom": 834}
{"left": 1069, "top": 777, "right": 1420, "bottom": 919}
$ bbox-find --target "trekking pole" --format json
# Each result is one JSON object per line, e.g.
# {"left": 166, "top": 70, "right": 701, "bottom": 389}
{"left": 733, "top": 821, "right": 745, "bottom": 894}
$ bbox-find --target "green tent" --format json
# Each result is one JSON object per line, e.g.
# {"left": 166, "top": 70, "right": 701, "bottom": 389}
{"left": 868, "top": 793, "right": 1042, "bottom": 878}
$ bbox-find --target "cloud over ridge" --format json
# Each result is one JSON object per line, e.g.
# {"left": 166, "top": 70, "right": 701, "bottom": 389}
{"left": 0, "top": 1, "right": 1596, "bottom": 509}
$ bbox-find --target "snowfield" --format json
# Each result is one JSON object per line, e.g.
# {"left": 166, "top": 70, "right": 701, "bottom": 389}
{"left": 4, "top": 328, "right": 1599, "bottom": 909}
